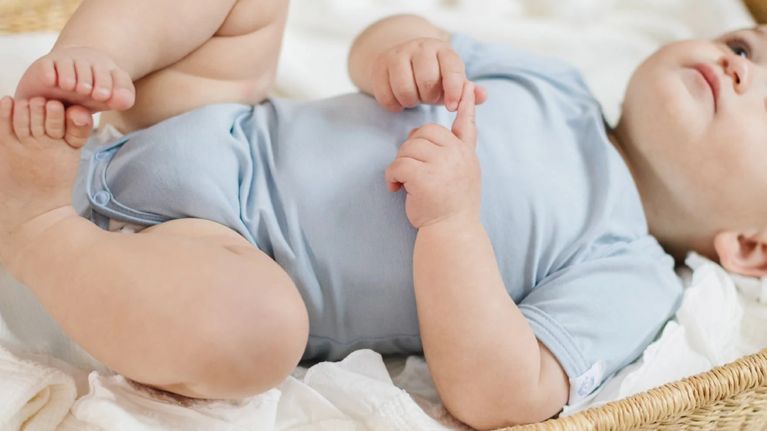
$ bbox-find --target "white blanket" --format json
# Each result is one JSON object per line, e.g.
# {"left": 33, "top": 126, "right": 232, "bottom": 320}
{"left": 0, "top": 0, "right": 763, "bottom": 429}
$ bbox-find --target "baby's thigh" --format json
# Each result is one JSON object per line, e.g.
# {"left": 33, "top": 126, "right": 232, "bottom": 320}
{"left": 178, "top": 0, "right": 289, "bottom": 83}
{"left": 108, "top": 0, "right": 288, "bottom": 131}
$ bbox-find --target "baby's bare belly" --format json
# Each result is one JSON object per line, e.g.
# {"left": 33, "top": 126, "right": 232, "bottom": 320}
{"left": 102, "top": 0, "right": 287, "bottom": 133}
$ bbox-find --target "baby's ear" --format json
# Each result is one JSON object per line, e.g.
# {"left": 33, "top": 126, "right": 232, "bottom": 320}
{"left": 713, "top": 231, "right": 767, "bottom": 277}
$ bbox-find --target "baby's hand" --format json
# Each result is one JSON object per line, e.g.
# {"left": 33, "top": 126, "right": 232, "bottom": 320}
{"left": 15, "top": 46, "right": 135, "bottom": 113}
{"left": 372, "top": 37, "right": 486, "bottom": 112}
{"left": 385, "top": 82, "right": 481, "bottom": 229}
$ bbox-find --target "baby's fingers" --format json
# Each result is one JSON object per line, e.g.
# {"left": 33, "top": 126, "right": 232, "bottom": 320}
{"left": 389, "top": 57, "right": 420, "bottom": 109}
{"left": 475, "top": 85, "right": 487, "bottom": 105}
{"left": 412, "top": 49, "right": 442, "bottom": 104}
{"left": 452, "top": 82, "right": 477, "bottom": 146}
{"left": 397, "top": 137, "right": 441, "bottom": 163}
{"left": 373, "top": 59, "right": 401, "bottom": 112}
{"left": 438, "top": 49, "right": 466, "bottom": 111}
{"left": 385, "top": 157, "right": 424, "bottom": 192}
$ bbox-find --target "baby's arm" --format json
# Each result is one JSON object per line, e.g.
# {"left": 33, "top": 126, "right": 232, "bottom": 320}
{"left": 16, "top": 0, "right": 240, "bottom": 112}
{"left": 385, "top": 87, "right": 569, "bottom": 429}
{"left": 414, "top": 205, "right": 569, "bottom": 429}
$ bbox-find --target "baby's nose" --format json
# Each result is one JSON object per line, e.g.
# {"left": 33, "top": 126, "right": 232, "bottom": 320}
{"left": 721, "top": 52, "right": 751, "bottom": 94}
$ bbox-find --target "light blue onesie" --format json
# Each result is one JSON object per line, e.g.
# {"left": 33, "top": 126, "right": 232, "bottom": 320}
{"left": 74, "top": 34, "right": 683, "bottom": 402}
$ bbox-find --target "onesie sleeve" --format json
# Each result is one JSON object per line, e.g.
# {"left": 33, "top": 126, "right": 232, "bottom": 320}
{"left": 518, "top": 236, "right": 683, "bottom": 404}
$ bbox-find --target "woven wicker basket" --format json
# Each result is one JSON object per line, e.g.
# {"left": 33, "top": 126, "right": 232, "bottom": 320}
{"left": 0, "top": 0, "right": 80, "bottom": 34}
{"left": 2, "top": 1, "right": 767, "bottom": 430}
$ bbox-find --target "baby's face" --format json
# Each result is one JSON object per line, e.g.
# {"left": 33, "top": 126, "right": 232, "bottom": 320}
{"left": 618, "top": 25, "right": 767, "bottom": 227}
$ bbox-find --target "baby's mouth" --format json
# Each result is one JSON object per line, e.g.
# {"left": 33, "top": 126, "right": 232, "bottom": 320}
{"left": 692, "top": 63, "right": 720, "bottom": 112}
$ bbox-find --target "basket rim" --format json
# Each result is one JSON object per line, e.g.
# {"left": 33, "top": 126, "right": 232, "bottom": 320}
{"left": 0, "top": 0, "right": 82, "bottom": 34}
{"left": 504, "top": 348, "right": 767, "bottom": 430}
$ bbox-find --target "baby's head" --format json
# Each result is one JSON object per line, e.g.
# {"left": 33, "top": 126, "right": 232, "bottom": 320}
{"left": 613, "top": 25, "right": 767, "bottom": 276}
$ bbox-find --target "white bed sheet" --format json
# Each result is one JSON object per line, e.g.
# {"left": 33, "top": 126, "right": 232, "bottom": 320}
{"left": 1, "top": 0, "right": 765, "bottom": 429}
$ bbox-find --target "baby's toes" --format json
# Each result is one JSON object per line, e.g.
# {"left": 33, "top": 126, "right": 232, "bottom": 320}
{"left": 108, "top": 69, "right": 136, "bottom": 111}
{"left": 44, "top": 100, "right": 65, "bottom": 140}
{"left": 64, "top": 106, "right": 93, "bottom": 149}
{"left": 29, "top": 97, "right": 47, "bottom": 138}
{"left": 55, "top": 58, "right": 77, "bottom": 92}
{"left": 91, "top": 67, "right": 113, "bottom": 102}
{"left": 39, "top": 59, "right": 58, "bottom": 88}
{"left": 0, "top": 97, "right": 14, "bottom": 139}
{"left": 12, "top": 99, "right": 31, "bottom": 140}
{"left": 74, "top": 60, "right": 94, "bottom": 96}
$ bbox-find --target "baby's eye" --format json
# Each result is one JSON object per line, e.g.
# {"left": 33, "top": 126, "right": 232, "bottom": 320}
{"left": 725, "top": 37, "right": 752, "bottom": 59}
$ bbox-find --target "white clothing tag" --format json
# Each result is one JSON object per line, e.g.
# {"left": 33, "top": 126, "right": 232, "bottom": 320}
{"left": 568, "top": 360, "right": 605, "bottom": 405}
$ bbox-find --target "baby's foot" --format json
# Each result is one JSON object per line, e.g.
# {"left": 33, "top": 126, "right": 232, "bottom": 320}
{"left": 0, "top": 96, "right": 93, "bottom": 262}
{"left": 15, "top": 47, "right": 135, "bottom": 113}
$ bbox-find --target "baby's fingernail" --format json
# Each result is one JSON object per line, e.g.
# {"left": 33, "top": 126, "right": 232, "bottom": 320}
{"left": 73, "top": 112, "right": 89, "bottom": 126}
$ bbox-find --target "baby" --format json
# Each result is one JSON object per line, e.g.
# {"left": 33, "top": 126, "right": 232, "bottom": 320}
{"left": 0, "top": 11, "right": 763, "bottom": 430}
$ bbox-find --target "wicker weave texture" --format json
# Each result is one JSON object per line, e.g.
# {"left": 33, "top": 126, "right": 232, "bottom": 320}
{"left": 745, "top": 0, "right": 767, "bottom": 22}
{"left": 3, "top": 1, "right": 767, "bottom": 430}
{"left": 0, "top": 0, "right": 80, "bottom": 33}
{"left": 505, "top": 349, "right": 767, "bottom": 431}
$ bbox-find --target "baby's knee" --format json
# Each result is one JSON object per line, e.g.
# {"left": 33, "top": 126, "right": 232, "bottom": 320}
{"left": 186, "top": 298, "right": 309, "bottom": 399}
{"left": 127, "top": 285, "right": 309, "bottom": 400}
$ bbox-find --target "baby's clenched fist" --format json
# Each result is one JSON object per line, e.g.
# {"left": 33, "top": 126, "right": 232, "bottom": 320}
{"left": 372, "top": 37, "right": 486, "bottom": 112}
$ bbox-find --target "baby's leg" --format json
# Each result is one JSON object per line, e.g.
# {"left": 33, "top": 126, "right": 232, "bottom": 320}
{"left": 0, "top": 97, "right": 309, "bottom": 399}
{"left": 103, "top": 0, "right": 289, "bottom": 132}
{"left": 15, "top": 0, "right": 242, "bottom": 113}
